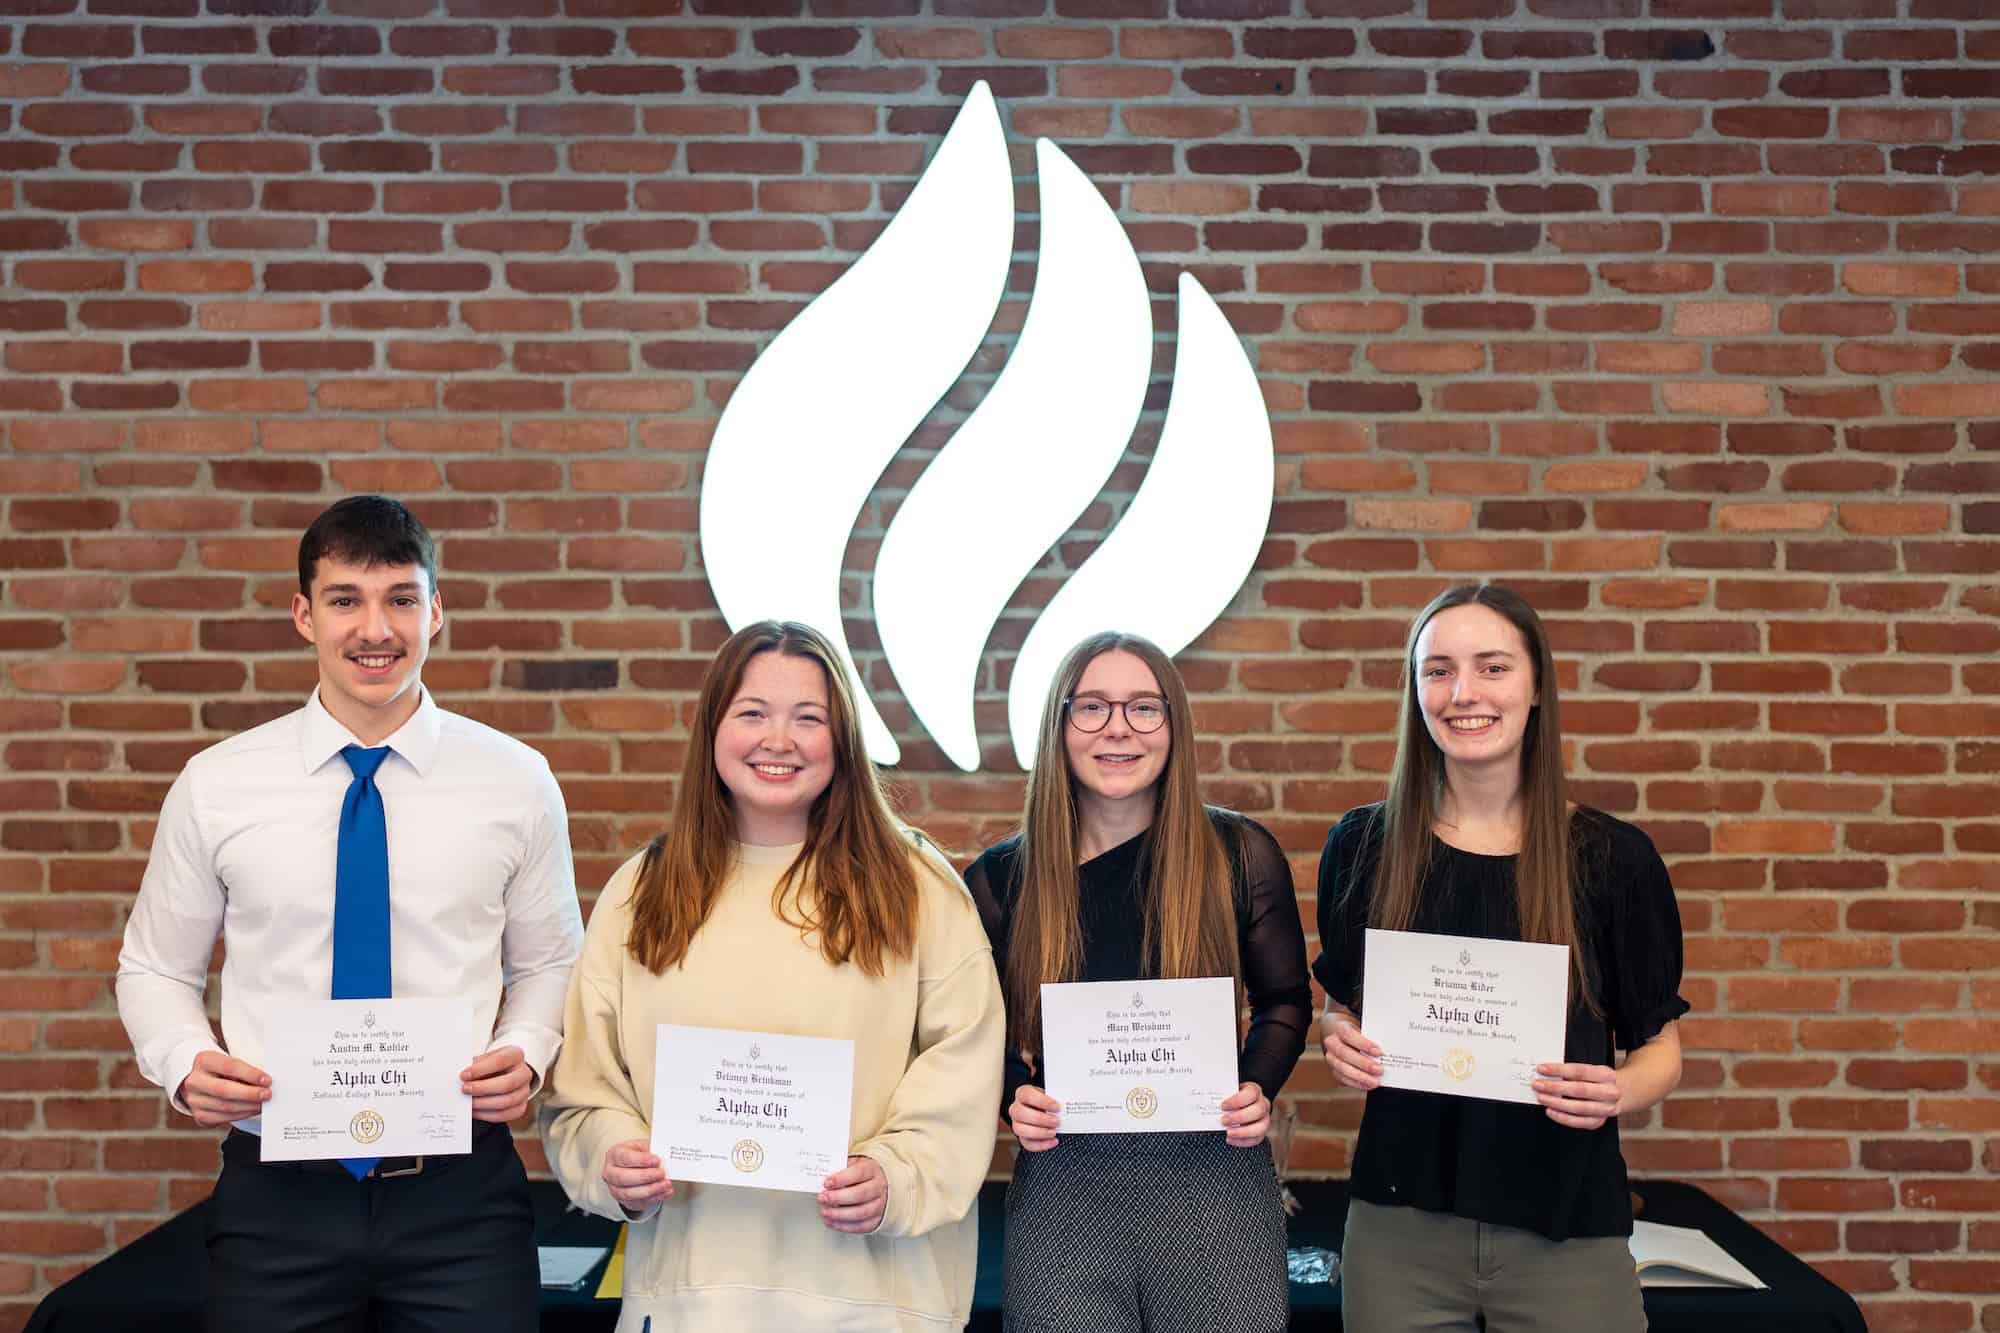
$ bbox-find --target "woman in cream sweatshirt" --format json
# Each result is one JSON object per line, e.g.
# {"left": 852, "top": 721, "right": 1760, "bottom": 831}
{"left": 540, "top": 620, "right": 1005, "bottom": 1331}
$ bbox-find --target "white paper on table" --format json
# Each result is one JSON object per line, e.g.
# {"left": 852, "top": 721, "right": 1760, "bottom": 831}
{"left": 1360, "top": 929, "right": 1569, "bottom": 1106}
{"left": 1040, "top": 977, "right": 1241, "bottom": 1134}
{"left": 537, "top": 1245, "right": 612, "bottom": 1289}
{"left": 650, "top": 1025, "right": 853, "bottom": 1193}
{"left": 1629, "top": 1220, "right": 1767, "bottom": 1288}
{"left": 260, "top": 997, "right": 472, "bottom": 1161}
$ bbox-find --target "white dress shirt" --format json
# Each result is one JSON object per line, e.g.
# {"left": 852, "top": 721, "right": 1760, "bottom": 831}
{"left": 117, "top": 687, "right": 585, "bottom": 1125}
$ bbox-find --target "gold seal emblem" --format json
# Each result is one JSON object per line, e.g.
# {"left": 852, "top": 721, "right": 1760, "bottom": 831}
{"left": 349, "top": 1109, "right": 386, "bottom": 1145}
{"left": 1441, "top": 1048, "right": 1475, "bottom": 1082}
{"left": 1124, "top": 1087, "right": 1158, "bottom": 1120}
{"left": 731, "top": 1139, "right": 765, "bottom": 1174}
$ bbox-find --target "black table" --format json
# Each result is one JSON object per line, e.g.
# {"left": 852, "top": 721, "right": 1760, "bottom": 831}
{"left": 28, "top": 1177, "right": 1863, "bottom": 1333}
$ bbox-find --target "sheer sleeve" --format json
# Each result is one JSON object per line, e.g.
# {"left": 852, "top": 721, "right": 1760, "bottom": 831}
{"left": 1601, "top": 818, "right": 1691, "bottom": 1052}
{"left": 1228, "top": 815, "right": 1313, "bottom": 1100}
{"left": 1309, "top": 807, "right": 1377, "bottom": 1013}
{"left": 963, "top": 845, "right": 1036, "bottom": 1112}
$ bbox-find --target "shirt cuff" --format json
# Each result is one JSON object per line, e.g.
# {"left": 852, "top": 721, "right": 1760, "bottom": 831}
{"left": 541, "top": 1104, "right": 656, "bottom": 1225}
{"left": 855, "top": 1145, "right": 910, "bottom": 1238}
{"left": 163, "top": 1037, "right": 227, "bottom": 1117}
{"left": 1622, "top": 996, "right": 1691, "bottom": 1052}
{"left": 488, "top": 1027, "right": 561, "bottom": 1096}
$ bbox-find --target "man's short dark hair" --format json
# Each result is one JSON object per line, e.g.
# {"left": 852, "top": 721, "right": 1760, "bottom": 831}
{"left": 297, "top": 495, "right": 438, "bottom": 597}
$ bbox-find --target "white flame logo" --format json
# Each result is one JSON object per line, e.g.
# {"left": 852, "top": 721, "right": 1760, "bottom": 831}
{"left": 699, "top": 83, "right": 1274, "bottom": 772}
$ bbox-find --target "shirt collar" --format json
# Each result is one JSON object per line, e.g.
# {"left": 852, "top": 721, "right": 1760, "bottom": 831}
{"left": 301, "top": 687, "right": 442, "bottom": 779}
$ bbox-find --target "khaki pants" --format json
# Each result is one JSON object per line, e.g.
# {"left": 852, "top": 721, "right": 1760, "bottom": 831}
{"left": 1340, "top": 1198, "right": 1646, "bottom": 1333}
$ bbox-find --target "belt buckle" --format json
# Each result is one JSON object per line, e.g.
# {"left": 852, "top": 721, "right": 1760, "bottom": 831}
{"left": 376, "top": 1156, "right": 425, "bottom": 1179}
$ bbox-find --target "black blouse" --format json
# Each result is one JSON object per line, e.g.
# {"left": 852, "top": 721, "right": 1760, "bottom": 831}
{"left": 967, "top": 809, "right": 1314, "bottom": 1111}
{"left": 1311, "top": 803, "right": 1689, "bottom": 1242}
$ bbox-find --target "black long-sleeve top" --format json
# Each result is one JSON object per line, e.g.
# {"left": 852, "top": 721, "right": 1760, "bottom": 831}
{"left": 1312, "top": 803, "right": 1690, "bottom": 1241}
{"left": 966, "top": 808, "right": 1314, "bottom": 1112}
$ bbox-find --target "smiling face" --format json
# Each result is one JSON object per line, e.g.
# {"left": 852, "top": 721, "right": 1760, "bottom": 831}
{"left": 1414, "top": 602, "right": 1540, "bottom": 777}
{"left": 712, "top": 649, "right": 837, "bottom": 846}
{"left": 1063, "top": 649, "right": 1172, "bottom": 811}
{"left": 291, "top": 556, "right": 442, "bottom": 745}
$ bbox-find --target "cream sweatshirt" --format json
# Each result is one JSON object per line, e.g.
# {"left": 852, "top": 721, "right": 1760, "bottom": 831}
{"left": 539, "top": 837, "right": 1005, "bottom": 1332}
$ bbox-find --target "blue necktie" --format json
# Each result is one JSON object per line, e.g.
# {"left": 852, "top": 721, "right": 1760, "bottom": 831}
{"left": 333, "top": 744, "right": 392, "bottom": 1178}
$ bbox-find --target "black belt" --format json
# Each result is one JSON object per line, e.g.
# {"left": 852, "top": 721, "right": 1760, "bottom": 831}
{"left": 222, "top": 1120, "right": 506, "bottom": 1179}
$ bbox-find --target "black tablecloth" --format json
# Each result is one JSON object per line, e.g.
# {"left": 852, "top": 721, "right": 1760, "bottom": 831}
{"left": 27, "top": 1177, "right": 1864, "bottom": 1333}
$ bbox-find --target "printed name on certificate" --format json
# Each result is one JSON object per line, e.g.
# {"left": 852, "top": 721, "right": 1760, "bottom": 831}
{"left": 1360, "top": 929, "right": 1568, "bottom": 1106}
{"left": 1040, "top": 977, "right": 1241, "bottom": 1134}
{"left": 260, "top": 997, "right": 472, "bottom": 1161}
{"left": 650, "top": 1025, "right": 854, "bottom": 1194}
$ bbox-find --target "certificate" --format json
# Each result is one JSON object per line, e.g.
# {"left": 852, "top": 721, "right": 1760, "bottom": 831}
{"left": 1040, "top": 977, "right": 1241, "bottom": 1133}
{"left": 260, "top": 997, "right": 472, "bottom": 1161}
{"left": 650, "top": 1025, "right": 853, "bottom": 1193}
{"left": 1360, "top": 929, "right": 1569, "bottom": 1105}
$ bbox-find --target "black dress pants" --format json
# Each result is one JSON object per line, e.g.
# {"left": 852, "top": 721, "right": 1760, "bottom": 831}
{"left": 204, "top": 1122, "right": 538, "bottom": 1333}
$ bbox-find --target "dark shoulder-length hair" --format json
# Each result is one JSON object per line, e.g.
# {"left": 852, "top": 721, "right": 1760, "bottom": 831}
{"left": 1372, "top": 583, "right": 1600, "bottom": 1016}
{"left": 625, "top": 620, "right": 920, "bottom": 977}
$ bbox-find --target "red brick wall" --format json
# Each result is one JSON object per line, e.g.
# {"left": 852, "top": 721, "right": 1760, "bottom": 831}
{"left": 3, "top": 1, "right": 1999, "bottom": 1327}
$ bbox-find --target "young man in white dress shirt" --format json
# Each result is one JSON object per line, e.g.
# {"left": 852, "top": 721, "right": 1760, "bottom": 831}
{"left": 117, "top": 495, "right": 585, "bottom": 1331}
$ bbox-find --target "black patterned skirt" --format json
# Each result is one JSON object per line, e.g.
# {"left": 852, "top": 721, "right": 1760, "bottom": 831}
{"left": 1001, "top": 1131, "right": 1289, "bottom": 1333}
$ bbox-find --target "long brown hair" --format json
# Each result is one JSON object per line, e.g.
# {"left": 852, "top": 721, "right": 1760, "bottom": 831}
{"left": 1369, "top": 584, "right": 1601, "bottom": 1015}
{"left": 626, "top": 620, "right": 920, "bottom": 977}
{"left": 1006, "top": 632, "right": 1241, "bottom": 1061}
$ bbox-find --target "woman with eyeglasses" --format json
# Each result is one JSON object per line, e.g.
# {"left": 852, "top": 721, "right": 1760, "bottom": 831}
{"left": 964, "top": 631, "right": 1311, "bottom": 1333}
{"left": 1316, "top": 584, "right": 1686, "bottom": 1333}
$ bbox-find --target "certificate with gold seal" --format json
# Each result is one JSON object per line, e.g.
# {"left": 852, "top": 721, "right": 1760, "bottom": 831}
{"left": 259, "top": 997, "right": 472, "bottom": 1161}
{"left": 1360, "top": 929, "right": 1569, "bottom": 1105}
{"left": 649, "top": 1025, "right": 853, "bottom": 1193}
{"left": 1039, "top": 977, "right": 1241, "bottom": 1134}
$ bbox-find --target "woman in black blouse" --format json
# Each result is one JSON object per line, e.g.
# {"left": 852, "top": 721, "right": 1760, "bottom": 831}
{"left": 967, "top": 631, "right": 1311, "bottom": 1333}
{"left": 1316, "top": 583, "right": 1687, "bottom": 1333}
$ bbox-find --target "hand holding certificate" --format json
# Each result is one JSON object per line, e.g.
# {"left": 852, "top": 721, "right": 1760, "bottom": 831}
{"left": 260, "top": 997, "right": 472, "bottom": 1160}
{"left": 649, "top": 1025, "right": 853, "bottom": 1193}
{"left": 1359, "top": 929, "right": 1568, "bottom": 1105}
{"left": 1040, "top": 977, "right": 1240, "bottom": 1133}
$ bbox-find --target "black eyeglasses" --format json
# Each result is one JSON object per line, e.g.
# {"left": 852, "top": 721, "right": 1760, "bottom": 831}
{"left": 1064, "top": 694, "right": 1168, "bottom": 734}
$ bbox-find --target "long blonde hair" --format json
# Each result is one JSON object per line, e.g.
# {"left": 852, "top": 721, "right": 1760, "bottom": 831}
{"left": 1007, "top": 632, "right": 1241, "bottom": 1061}
{"left": 1370, "top": 584, "right": 1600, "bottom": 1015}
{"left": 626, "top": 620, "right": 920, "bottom": 977}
